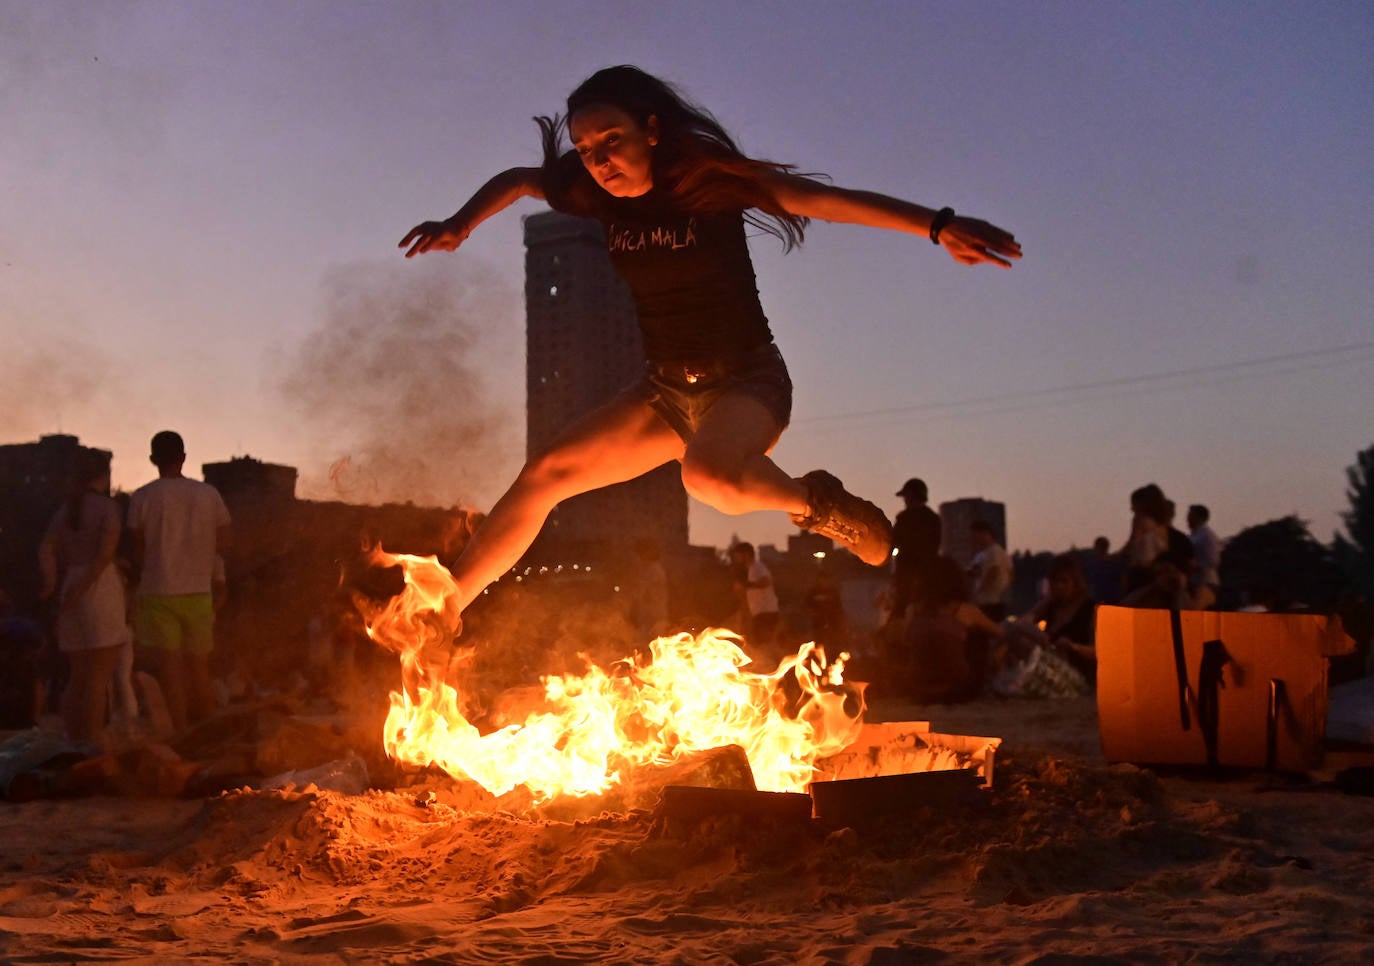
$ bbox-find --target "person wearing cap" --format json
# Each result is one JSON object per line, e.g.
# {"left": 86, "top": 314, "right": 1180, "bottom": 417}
{"left": 890, "top": 478, "right": 942, "bottom": 624}
{"left": 127, "top": 431, "right": 232, "bottom": 732}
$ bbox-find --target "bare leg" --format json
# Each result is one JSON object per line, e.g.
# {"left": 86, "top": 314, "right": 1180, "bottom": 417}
{"left": 449, "top": 393, "right": 684, "bottom": 613}
{"left": 109, "top": 639, "right": 138, "bottom": 722}
{"left": 60, "top": 652, "right": 85, "bottom": 740}
{"left": 186, "top": 653, "right": 216, "bottom": 724}
{"left": 154, "top": 650, "right": 189, "bottom": 733}
{"left": 679, "top": 393, "right": 808, "bottom": 516}
{"left": 62, "top": 645, "right": 122, "bottom": 744}
{"left": 681, "top": 391, "right": 892, "bottom": 565}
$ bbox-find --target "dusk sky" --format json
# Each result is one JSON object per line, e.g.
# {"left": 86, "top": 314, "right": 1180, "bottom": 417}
{"left": 4, "top": 1, "right": 1371, "bottom": 555}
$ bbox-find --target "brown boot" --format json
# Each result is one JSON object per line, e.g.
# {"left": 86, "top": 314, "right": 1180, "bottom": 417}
{"left": 790, "top": 470, "right": 894, "bottom": 567}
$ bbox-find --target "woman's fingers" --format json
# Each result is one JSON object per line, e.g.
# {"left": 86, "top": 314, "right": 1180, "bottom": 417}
{"left": 399, "top": 224, "right": 432, "bottom": 258}
{"left": 399, "top": 221, "right": 458, "bottom": 258}
{"left": 944, "top": 217, "right": 1021, "bottom": 268}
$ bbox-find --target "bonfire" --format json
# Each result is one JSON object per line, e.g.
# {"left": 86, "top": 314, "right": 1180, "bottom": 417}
{"left": 355, "top": 546, "right": 868, "bottom": 805}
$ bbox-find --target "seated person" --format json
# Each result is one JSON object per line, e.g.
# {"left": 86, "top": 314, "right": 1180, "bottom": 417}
{"left": 1122, "top": 551, "right": 1201, "bottom": 610}
{"left": 1022, "top": 553, "right": 1098, "bottom": 686}
{"left": 903, "top": 556, "right": 1003, "bottom": 704}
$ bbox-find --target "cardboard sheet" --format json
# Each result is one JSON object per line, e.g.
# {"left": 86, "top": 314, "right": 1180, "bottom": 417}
{"left": 1096, "top": 607, "right": 1348, "bottom": 771}
{"left": 815, "top": 720, "right": 1001, "bottom": 787}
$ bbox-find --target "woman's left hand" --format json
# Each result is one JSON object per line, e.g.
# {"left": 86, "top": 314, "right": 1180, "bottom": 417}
{"left": 940, "top": 216, "right": 1022, "bottom": 268}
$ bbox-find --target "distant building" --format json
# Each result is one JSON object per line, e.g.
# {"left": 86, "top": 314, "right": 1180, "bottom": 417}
{"left": 203, "top": 456, "right": 297, "bottom": 505}
{"left": 0, "top": 435, "right": 112, "bottom": 609}
{"left": 522, "top": 210, "right": 688, "bottom": 563}
{"left": 939, "top": 497, "right": 1007, "bottom": 568}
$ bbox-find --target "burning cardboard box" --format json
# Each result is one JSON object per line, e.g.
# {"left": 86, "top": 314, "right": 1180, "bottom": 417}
{"left": 807, "top": 721, "right": 1000, "bottom": 825}
{"left": 658, "top": 723, "right": 1001, "bottom": 827}
{"left": 357, "top": 546, "right": 1007, "bottom": 821}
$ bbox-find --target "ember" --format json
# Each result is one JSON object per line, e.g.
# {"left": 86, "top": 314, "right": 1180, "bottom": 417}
{"left": 357, "top": 546, "right": 866, "bottom": 803}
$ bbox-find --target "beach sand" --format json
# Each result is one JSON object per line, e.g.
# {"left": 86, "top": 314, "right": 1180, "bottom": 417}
{"left": 3, "top": 695, "right": 1373, "bottom": 964}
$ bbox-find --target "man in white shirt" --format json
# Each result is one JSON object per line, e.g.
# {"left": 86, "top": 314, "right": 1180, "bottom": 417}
{"left": 968, "top": 520, "right": 1013, "bottom": 621}
{"left": 730, "top": 542, "right": 782, "bottom": 661}
{"left": 127, "top": 431, "right": 232, "bottom": 731}
{"left": 1187, "top": 504, "right": 1222, "bottom": 608}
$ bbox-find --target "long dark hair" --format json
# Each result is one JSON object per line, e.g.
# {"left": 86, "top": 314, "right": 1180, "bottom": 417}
{"left": 65, "top": 450, "right": 110, "bottom": 531}
{"left": 536, "top": 65, "right": 812, "bottom": 251}
{"left": 1048, "top": 553, "right": 1089, "bottom": 598}
{"left": 1130, "top": 483, "right": 1168, "bottom": 525}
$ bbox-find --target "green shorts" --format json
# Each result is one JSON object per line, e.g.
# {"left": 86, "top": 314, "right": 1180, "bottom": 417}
{"left": 136, "top": 593, "right": 215, "bottom": 656}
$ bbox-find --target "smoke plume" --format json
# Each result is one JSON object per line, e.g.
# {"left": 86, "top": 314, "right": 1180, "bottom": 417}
{"left": 0, "top": 335, "right": 114, "bottom": 438}
{"left": 281, "top": 258, "right": 519, "bottom": 510}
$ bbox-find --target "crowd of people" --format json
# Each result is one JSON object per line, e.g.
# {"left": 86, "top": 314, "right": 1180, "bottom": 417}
{"left": 2, "top": 431, "right": 231, "bottom": 751}
{"left": 880, "top": 476, "right": 1234, "bottom": 705}
{"left": 0, "top": 437, "right": 1344, "bottom": 750}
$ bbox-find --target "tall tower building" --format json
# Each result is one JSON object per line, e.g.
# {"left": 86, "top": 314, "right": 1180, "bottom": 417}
{"left": 522, "top": 210, "right": 688, "bottom": 562}
{"left": 939, "top": 497, "right": 1007, "bottom": 568}
{"left": 0, "top": 434, "right": 112, "bottom": 609}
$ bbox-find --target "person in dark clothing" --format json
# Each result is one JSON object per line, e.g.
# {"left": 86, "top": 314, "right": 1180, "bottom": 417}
{"left": 1024, "top": 553, "right": 1097, "bottom": 685}
{"left": 400, "top": 65, "right": 1021, "bottom": 625}
{"left": 904, "top": 556, "right": 1003, "bottom": 703}
{"left": 1083, "top": 536, "right": 1124, "bottom": 606}
{"left": 890, "top": 477, "right": 941, "bottom": 624}
{"left": 1122, "top": 483, "right": 1169, "bottom": 593}
{"left": 0, "top": 590, "right": 48, "bottom": 728}
{"left": 1121, "top": 551, "right": 1193, "bottom": 610}
{"left": 1163, "top": 499, "right": 1197, "bottom": 580}
{"left": 802, "top": 569, "right": 849, "bottom": 651}
{"left": 987, "top": 554, "right": 1095, "bottom": 699}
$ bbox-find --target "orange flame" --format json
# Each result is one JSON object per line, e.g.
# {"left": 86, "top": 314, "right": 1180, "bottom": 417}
{"left": 357, "top": 546, "right": 865, "bottom": 802}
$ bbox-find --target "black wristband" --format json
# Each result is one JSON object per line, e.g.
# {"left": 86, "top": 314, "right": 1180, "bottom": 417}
{"left": 929, "top": 206, "right": 955, "bottom": 245}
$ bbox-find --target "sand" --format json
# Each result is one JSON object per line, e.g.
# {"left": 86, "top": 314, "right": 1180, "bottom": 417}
{"left": 2, "top": 695, "right": 1373, "bottom": 964}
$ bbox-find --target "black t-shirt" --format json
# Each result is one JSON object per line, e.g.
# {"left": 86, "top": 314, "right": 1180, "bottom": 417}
{"left": 1167, "top": 527, "right": 1196, "bottom": 569}
{"left": 548, "top": 162, "right": 773, "bottom": 364}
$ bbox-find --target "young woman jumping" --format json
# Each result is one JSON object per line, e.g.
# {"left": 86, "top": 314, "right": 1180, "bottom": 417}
{"left": 400, "top": 65, "right": 1021, "bottom": 620}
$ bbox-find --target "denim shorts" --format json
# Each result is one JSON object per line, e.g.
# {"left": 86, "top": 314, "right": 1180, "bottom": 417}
{"left": 633, "top": 342, "right": 793, "bottom": 442}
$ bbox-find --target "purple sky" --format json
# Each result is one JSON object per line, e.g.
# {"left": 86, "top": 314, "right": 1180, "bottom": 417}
{"left": 4, "top": 1, "right": 1372, "bottom": 554}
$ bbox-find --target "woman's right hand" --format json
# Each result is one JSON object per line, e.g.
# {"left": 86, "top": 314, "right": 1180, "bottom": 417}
{"left": 939, "top": 216, "right": 1022, "bottom": 268}
{"left": 399, "top": 218, "right": 469, "bottom": 258}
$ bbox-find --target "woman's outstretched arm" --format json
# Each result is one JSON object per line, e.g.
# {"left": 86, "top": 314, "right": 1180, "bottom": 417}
{"left": 399, "top": 167, "right": 545, "bottom": 257}
{"left": 761, "top": 171, "right": 1022, "bottom": 268}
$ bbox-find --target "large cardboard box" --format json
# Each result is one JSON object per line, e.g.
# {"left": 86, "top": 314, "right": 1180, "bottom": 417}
{"left": 1096, "top": 607, "right": 1353, "bottom": 771}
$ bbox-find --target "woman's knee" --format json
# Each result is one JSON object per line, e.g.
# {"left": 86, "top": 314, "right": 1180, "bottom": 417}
{"left": 680, "top": 451, "right": 749, "bottom": 513}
